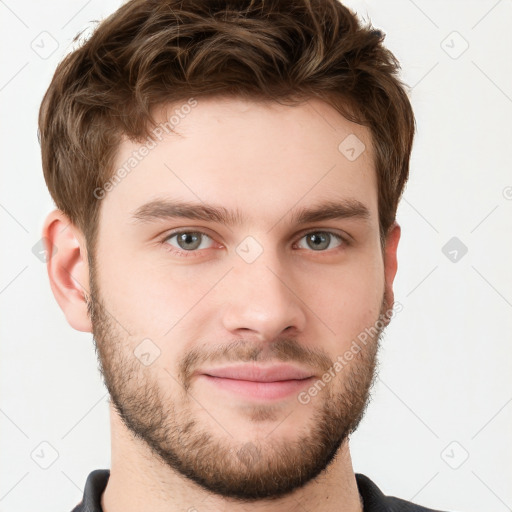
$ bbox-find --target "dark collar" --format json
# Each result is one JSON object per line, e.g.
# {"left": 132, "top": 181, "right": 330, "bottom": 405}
{"left": 71, "top": 469, "right": 446, "bottom": 512}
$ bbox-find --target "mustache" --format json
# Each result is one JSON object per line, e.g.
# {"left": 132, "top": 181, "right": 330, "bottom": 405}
{"left": 179, "top": 338, "right": 333, "bottom": 388}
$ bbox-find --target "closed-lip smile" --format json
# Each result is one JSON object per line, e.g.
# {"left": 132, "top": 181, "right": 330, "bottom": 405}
{"left": 199, "top": 363, "right": 315, "bottom": 382}
{"left": 195, "top": 363, "right": 316, "bottom": 401}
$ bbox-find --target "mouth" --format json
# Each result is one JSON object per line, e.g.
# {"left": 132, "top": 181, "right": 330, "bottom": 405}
{"left": 196, "top": 363, "right": 315, "bottom": 401}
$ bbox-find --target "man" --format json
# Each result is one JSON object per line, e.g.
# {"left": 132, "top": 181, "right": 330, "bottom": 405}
{"left": 39, "top": 0, "right": 448, "bottom": 510}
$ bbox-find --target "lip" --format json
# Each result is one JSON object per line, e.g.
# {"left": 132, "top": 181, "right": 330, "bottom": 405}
{"left": 196, "top": 364, "right": 315, "bottom": 401}
{"left": 199, "top": 363, "right": 315, "bottom": 382}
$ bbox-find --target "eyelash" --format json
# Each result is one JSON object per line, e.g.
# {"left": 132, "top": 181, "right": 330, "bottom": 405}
{"left": 160, "top": 229, "right": 349, "bottom": 258}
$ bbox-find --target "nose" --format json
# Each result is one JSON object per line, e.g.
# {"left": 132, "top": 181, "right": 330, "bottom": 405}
{"left": 220, "top": 248, "right": 307, "bottom": 342}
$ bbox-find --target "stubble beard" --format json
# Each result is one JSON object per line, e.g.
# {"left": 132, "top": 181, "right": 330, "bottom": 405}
{"left": 88, "top": 268, "right": 389, "bottom": 502}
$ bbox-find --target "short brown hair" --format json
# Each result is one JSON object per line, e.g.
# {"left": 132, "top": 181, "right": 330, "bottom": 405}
{"left": 39, "top": 0, "right": 415, "bottom": 256}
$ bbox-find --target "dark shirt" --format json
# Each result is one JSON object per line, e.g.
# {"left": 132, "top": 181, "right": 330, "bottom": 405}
{"left": 71, "top": 469, "right": 449, "bottom": 511}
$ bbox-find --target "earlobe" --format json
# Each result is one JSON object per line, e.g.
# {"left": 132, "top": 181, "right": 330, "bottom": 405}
{"left": 42, "top": 210, "right": 93, "bottom": 333}
{"left": 383, "top": 221, "right": 401, "bottom": 313}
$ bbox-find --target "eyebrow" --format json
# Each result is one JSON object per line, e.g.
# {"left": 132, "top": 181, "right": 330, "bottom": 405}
{"left": 130, "top": 197, "right": 371, "bottom": 228}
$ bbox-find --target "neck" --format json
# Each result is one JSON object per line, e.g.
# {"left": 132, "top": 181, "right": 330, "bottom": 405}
{"left": 101, "top": 406, "right": 363, "bottom": 512}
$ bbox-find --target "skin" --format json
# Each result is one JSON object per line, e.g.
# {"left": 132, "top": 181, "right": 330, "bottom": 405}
{"left": 43, "top": 96, "right": 400, "bottom": 512}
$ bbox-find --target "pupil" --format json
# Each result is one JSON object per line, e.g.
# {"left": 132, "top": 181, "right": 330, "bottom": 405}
{"left": 179, "top": 232, "right": 200, "bottom": 250}
{"left": 309, "top": 232, "right": 328, "bottom": 250}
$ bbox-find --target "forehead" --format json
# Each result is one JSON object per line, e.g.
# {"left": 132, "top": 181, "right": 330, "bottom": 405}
{"left": 100, "top": 96, "right": 378, "bottom": 229}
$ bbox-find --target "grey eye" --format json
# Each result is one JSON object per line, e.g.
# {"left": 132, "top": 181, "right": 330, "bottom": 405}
{"left": 298, "top": 232, "right": 343, "bottom": 251}
{"left": 166, "top": 232, "right": 212, "bottom": 251}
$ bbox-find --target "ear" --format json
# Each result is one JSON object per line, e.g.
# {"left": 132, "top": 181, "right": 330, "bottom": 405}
{"left": 42, "top": 210, "right": 92, "bottom": 332}
{"left": 382, "top": 221, "right": 401, "bottom": 313}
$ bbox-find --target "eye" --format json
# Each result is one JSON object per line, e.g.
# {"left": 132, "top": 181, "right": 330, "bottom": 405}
{"left": 295, "top": 231, "right": 345, "bottom": 251}
{"left": 163, "top": 231, "right": 214, "bottom": 255}
{"left": 161, "top": 229, "right": 347, "bottom": 258}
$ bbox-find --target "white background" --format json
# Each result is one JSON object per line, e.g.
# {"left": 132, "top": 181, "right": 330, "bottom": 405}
{"left": 1, "top": 1, "right": 511, "bottom": 511}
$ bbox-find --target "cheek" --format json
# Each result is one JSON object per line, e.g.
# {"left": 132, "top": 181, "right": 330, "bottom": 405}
{"left": 295, "top": 254, "right": 385, "bottom": 342}
{"left": 96, "top": 245, "right": 229, "bottom": 339}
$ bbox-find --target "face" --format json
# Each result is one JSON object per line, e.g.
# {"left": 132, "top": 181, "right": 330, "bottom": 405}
{"left": 87, "top": 97, "right": 397, "bottom": 501}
